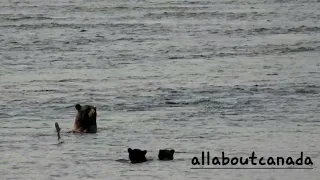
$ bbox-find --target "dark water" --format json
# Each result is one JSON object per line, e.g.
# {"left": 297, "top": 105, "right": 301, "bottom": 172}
{"left": 1, "top": 0, "right": 319, "bottom": 179}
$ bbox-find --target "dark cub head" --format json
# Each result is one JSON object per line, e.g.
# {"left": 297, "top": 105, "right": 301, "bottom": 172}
{"left": 128, "top": 148, "right": 147, "bottom": 163}
{"left": 75, "top": 104, "right": 97, "bottom": 132}
{"left": 158, "top": 149, "right": 175, "bottom": 160}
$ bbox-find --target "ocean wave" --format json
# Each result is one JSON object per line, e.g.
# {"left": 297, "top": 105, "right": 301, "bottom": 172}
{"left": 0, "top": 22, "right": 157, "bottom": 30}
{"left": 221, "top": 26, "right": 320, "bottom": 35}
{"left": 1, "top": 15, "right": 61, "bottom": 21}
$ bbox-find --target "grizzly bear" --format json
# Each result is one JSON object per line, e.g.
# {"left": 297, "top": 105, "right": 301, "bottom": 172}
{"left": 128, "top": 148, "right": 147, "bottom": 163}
{"left": 158, "top": 149, "right": 175, "bottom": 160}
{"left": 68, "top": 104, "right": 97, "bottom": 133}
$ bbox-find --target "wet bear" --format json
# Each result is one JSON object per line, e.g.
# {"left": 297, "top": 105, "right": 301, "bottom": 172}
{"left": 158, "top": 149, "right": 175, "bottom": 160}
{"left": 68, "top": 104, "right": 97, "bottom": 133}
{"left": 128, "top": 148, "right": 147, "bottom": 163}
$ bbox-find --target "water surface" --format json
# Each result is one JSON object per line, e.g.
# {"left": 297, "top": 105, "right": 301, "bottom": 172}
{"left": 0, "top": 0, "right": 319, "bottom": 179}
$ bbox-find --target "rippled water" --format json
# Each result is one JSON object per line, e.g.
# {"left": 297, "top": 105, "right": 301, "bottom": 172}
{"left": 1, "top": 0, "right": 320, "bottom": 179}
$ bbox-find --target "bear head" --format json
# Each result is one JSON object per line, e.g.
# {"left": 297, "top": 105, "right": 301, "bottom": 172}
{"left": 74, "top": 104, "right": 97, "bottom": 133}
{"left": 158, "top": 149, "right": 175, "bottom": 160}
{"left": 128, "top": 148, "right": 147, "bottom": 163}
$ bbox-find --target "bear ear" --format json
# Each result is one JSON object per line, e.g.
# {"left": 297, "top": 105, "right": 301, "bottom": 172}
{"left": 171, "top": 149, "right": 175, "bottom": 154}
{"left": 75, "top": 104, "right": 81, "bottom": 111}
{"left": 128, "top": 148, "right": 132, "bottom": 152}
{"left": 143, "top": 150, "right": 147, "bottom": 155}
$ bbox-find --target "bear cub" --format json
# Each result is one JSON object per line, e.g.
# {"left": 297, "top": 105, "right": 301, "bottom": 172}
{"left": 158, "top": 149, "right": 175, "bottom": 160}
{"left": 128, "top": 148, "right": 147, "bottom": 163}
